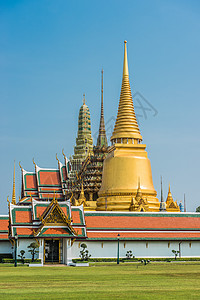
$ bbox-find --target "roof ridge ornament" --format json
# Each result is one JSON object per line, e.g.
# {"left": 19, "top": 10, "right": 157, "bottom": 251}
{"left": 19, "top": 161, "right": 23, "bottom": 171}
{"left": 56, "top": 153, "right": 60, "bottom": 167}
{"left": 62, "top": 149, "right": 66, "bottom": 160}
{"left": 32, "top": 158, "right": 36, "bottom": 169}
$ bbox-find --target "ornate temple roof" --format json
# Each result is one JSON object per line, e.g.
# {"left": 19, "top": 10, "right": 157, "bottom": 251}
{"left": 9, "top": 198, "right": 86, "bottom": 239}
{"left": 20, "top": 158, "right": 68, "bottom": 202}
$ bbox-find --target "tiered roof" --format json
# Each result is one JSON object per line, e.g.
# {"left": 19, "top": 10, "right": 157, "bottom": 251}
{"left": 20, "top": 158, "right": 70, "bottom": 203}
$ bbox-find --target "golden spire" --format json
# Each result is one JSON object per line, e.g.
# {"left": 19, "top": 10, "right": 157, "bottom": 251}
{"left": 166, "top": 183, "right": 173, "bottom": 203}
{"left": 111, "top": 41, "right": 142, "bottom": 142}
{"left": 97, "top": 68, "right": 108, "bottom": 148}
{"left": 78, "top": 181, "right": 86, "bottom": 204}
{"left": 11, "top": 161, "right": 16, "bottom": 205}
{"left": 83, "top": 93, "right": 86, "bottom": 105}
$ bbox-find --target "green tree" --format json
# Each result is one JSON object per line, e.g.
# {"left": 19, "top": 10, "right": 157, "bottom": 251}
{"left": 27, "top": 242, "right": 39, "bottom": 262}
{"left": 196, "top": 206, "right": 200, "bottom": 212}
{"left": 172, "top": 250, "right": 180, "bottom": 260}
{"left": 79, "top": 243, "right": 91, "bottom": 261}
{"left": 18, "top": 250, "right": 25, "bottom": 264}
{"left": 126, "top": 250, "right": 134, "bottom": 259}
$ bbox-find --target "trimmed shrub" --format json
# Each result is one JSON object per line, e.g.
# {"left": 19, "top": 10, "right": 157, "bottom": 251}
{"left": 2, "top": 258, "right": 41, "bottom": 264}
{"left": 72, "top": 257, "right": 200, "bottom": 263}
{"left": 0, "top": 254, "right": 13, "bottom": 263}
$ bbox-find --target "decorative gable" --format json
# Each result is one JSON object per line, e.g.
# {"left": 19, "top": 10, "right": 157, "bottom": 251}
{"left": 45, "top": 205, "right": 68, "bottom": 225}
{"left": 34, "top": 197, "right": 77, "bottom": 237}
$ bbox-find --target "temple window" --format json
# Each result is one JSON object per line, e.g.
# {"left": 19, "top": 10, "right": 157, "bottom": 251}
{"left": 168, "top": 242, "right": 170, "bottom": 248}
{"left": 101, "top": 243, "right": 104, "bottom": 248}
{"left": 124, "top": 242, "right": 126, "bottom": 248}
{"left": 189, "top": 242, "right": 192, "bottom": 248}
{"left": 146, "top": 242, "right": 148, "bottom": 248}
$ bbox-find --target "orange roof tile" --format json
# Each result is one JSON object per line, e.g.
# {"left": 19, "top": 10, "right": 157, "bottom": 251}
{"left": 36, "top": 206, "right": 47, "bottom": 218}
{"left": 25, "top": 174, "right": 37, "bottom": 189}
{"left": 87, "top": 231, "right": 200, "bottom": 239}
{"left": 16, "top": 228, "right": 34, "bottom": 236}
{"left": 15, "top": 211, "right": 32, "bottom": 223}
{"left": 38, "top": 171, "right": 61, "bottom": 186}
{"left": 42, "top": 228, "right": 70, "bottom": 235}
{"left": 71, "top": 210, "right": 81, "bottom": 224}
{"left": 85, "top": 215, "right": 200, "bottom": 229}
{"left": 0, "top": 233, "right": 8, "bottom": 239}
{"left": 0, "top": 219, "right": 9, "bottom": 231}
{"left": 76, "top": 227, "right": 84, "bottom": 236}
{"left": 61, "top": 207, "right": 68, "bottom": 216}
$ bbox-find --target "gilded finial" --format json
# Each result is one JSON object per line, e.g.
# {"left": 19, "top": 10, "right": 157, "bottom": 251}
{"left": 19, "top": 161, "right": 23, "bottom": 171}
{"left": 29, "top": 193, "right": 33, "bottom": 202}
{"left": 123, "top": 40, "right": 129, "bottom": 77}
{"left": 56, "top": 153, "right": 60, "bottom": 167}
{"left": 7, "top": 196, "right": 10, "bottom": 204}
{"left": 52, "top": 191, "right": 57, "bottom": 203}
{"left": 83, "top": 93, "right": 86, "bottom": 105}
{"left": 62, "top": 149, "right": 66, "bottom": 160}
{"left": 169, "top": 183, "right": 171, "bottom": 193}
{"left": 11, "top": 161, "right": 16, "bottom": 205}
{"left": 32, "top": 158, "right": 36, "bottom": 168}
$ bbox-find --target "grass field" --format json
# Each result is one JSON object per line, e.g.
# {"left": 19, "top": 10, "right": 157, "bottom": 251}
{"left": 0, "top": 262, "right": 200, "bottom": 299}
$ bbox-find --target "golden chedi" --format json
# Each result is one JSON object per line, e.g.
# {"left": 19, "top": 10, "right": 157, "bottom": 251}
{"left": 165, "top": 184, "right": 180, "bottom": 212}
{"left": 96, "top": 41, "right": 160, "bottom": 211}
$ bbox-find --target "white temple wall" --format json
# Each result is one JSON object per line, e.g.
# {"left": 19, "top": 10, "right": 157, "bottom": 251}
{"left": 0, "top": 241, "right": 12, "bottom": 254}
{"left": 71, "top": 240, "right": 200, "bottom": 259}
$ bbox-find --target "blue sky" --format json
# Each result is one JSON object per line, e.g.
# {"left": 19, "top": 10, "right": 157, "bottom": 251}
{"left": 0, "top": 0, "right": 200, "bottom": 213}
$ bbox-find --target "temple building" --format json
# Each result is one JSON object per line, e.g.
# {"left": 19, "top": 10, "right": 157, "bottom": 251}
{"left": 66, "top": 94, "right": 93, "bottom": 183}
{"left": 1, "top": 41, "right": 200, "bottom": 265}
{"left": 69, "top": 69, "right": 108, "bottom": 208}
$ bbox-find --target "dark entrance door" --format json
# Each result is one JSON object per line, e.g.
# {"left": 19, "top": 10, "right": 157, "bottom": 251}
{"left": 45, "top": 239, "right": 59, "bottom": 263}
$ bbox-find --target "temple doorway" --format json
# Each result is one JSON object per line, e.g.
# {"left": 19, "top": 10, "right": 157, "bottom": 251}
{"left": 44, "top": 239, "right": 61, "bottom": 263}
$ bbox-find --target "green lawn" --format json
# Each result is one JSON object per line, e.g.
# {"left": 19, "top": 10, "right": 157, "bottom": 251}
{"left": 0, "top": 262, "right": 200, "bottom": 299}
